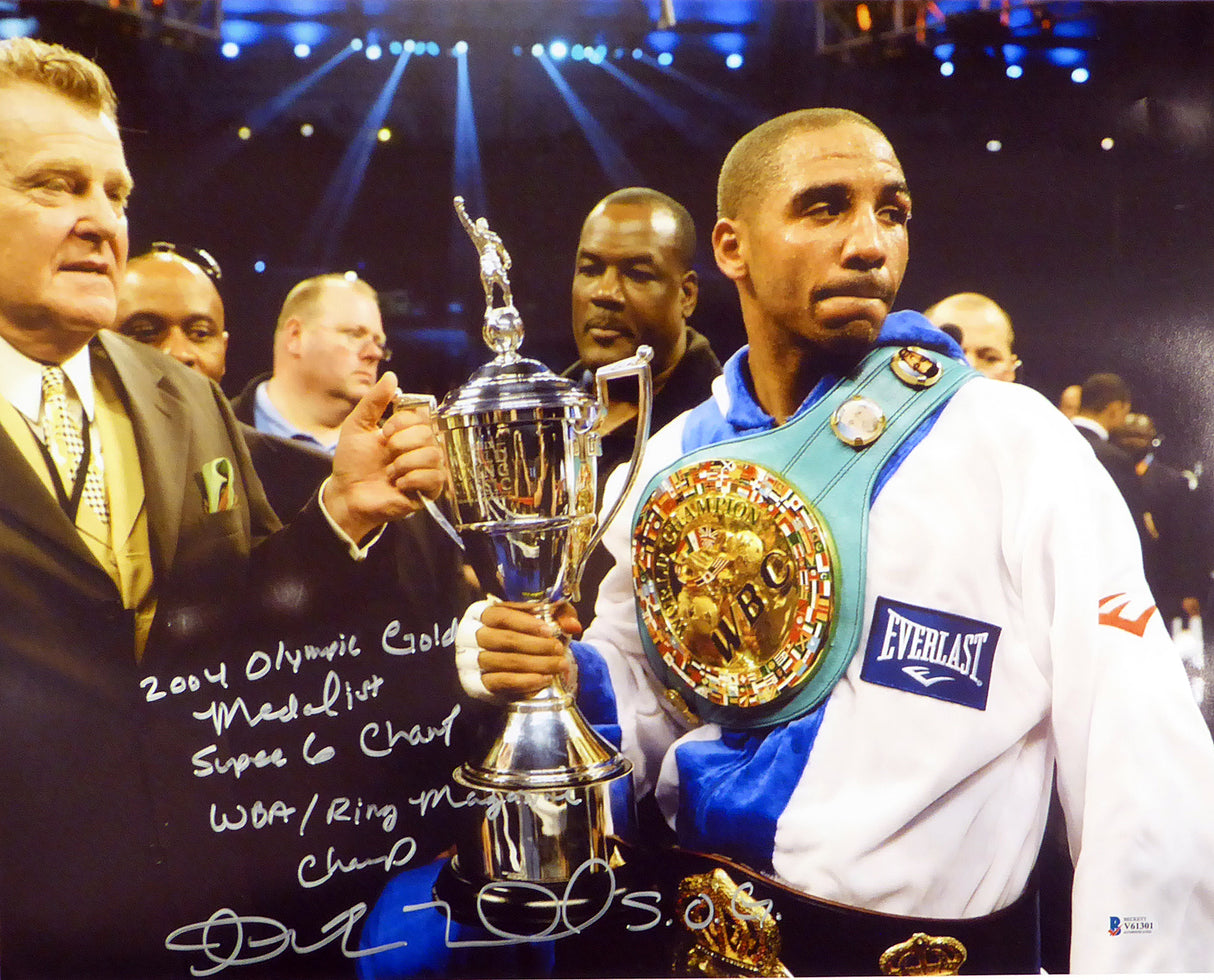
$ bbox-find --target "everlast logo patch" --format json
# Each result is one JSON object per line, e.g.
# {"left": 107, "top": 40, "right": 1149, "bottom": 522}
{"left": 861, "top": 597, "right": 1000, "bottom": 710}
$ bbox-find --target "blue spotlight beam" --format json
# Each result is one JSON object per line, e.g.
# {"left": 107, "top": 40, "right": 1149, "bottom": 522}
{"left": 246, "top": 43, "right": 358, "bottom": 132}
{"left": 533, "top": 51, "right": 640, "bottom": 188}
{"left": 180, "top": 44, "right": 358, "bottom": 194}
{"left": 308, "top": 49, "right": 412, "bottom": 268}
{"left": 449, "top": 45, "right": 491, "bottom": 300}
{"left": 596, "top": 58, "right": 720, "bottom": 152}
{"left": 636, "top": 55, "right": 764, "bottom": 131}
{"left": 452, "top": 48, "right": 486, "bottom": 221}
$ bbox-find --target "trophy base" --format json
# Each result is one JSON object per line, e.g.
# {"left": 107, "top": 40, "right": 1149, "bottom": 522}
{"left": 434, "top": 852, "right": 632, "bottom": 935}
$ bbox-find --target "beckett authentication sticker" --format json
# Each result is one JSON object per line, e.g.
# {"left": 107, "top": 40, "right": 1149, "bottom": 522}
{"left": 861, "top": 597, "right": 1000, "bottom": 710}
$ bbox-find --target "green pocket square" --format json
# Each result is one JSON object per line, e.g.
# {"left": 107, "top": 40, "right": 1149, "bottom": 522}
{"left": 200, "top": 456, "right": 237, "bottom": 513}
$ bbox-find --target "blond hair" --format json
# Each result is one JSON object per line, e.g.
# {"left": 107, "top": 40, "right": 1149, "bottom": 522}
{"left": 275, "top": 274, "right": 378, "bottom": 335}
{"left": 0, "top": 37, "right": 118, "bottom": 119}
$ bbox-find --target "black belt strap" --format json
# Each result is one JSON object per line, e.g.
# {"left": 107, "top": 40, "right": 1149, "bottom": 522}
{"left": 654, "top": 846, "right": 1041, "bottom": 976}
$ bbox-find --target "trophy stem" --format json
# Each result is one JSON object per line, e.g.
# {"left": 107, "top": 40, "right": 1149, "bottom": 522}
{"left": 458, "top": 677, "right": 631, "bottom": 792}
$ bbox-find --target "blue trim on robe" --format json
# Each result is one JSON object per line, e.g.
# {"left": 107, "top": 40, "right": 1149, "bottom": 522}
{"left": 675, "top": 705, "right": 827, "bottom": 872}
{"left": 572, "top": 640, "right": 623, "bottom": 749}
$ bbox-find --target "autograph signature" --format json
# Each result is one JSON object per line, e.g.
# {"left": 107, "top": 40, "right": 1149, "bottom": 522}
{"left": 168, "top": 858, "right": 775, "bottom": 975}
{"left": 165, "top": 903, "right": 410, "bottom": 977}
{"left": 399, "top": 859, "right": 774, "bottom": 948}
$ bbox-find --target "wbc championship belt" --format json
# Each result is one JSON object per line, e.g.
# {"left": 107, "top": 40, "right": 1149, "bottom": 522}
{"left": 633, "top": 344, "right": 975, "bottom": 729}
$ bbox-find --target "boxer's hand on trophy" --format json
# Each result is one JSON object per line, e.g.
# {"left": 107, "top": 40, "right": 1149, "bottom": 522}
{"left": 544, "top": 600, "right": 584, "bottom": 640}
{"left": 456, "top": 600, "right": 582, "bottom": 701}
{"left": 324, "top": 373, "right": 447, "bottom": 543}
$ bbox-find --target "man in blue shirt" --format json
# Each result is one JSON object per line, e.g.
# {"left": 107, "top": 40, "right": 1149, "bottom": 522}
{"left": 231, "top": 272, "right": 390, "bottom": 453}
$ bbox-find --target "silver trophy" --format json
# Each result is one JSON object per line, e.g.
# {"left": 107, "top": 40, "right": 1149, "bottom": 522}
{"left": 434, "top": 198, "right": 652, "bottom": 915}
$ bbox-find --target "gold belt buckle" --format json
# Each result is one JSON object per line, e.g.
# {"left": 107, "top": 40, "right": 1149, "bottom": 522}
{"left": 879, "top": 932, "right": 968, "bottom": 975}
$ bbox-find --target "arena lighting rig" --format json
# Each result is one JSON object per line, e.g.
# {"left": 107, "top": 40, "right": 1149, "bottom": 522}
{"left": 200, "top": 5, "right": 1106, "bottom": 272}
{"left": 11, "top": 1, "right": 1102, "bottom": 84}
{"left": 815, "top": 0, "right": 1098, "bottom": 76}
{"left": 19, "top": 0, "right": 221, "bottom": 45}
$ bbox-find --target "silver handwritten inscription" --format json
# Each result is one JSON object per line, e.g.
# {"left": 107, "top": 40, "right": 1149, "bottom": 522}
{"left": 143, "top": 620, "right": 469, "bottom": 975}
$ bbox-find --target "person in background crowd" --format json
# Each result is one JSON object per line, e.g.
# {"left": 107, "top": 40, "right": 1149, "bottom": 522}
{"left": 115, "top": 242, "right": 228, "bottom": 381}
{"left": 1057, "top": 383, "right": 1082, "bottom": 418}
{"left": 1111, "top": 411, "right": 1212, "bottom": 734}
{"left": 452, "top": 107, "right": 1214, "bottom": 974}
{"left": 115, "top": 242, "right": 333, "bottom": 518}
{"left": 923, "top": 291, "right": 1020, "bottom": 382}
{"left": 1111, "top": 411, "right": 1207, "bottom": 624}
{"left": 230, "top": 272, "right": 388, "bottom": 454}
{"left": 562, "top": 187, "right": 721, "bottom": 622}
{"left": 1072, "top": 372, "right": 1149, "bottom": 544}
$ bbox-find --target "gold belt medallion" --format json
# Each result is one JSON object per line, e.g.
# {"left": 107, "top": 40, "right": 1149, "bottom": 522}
{"left": 879, "top": 932, "right": 968, "bottom": 975}
{"left": 634, "top": 458, "right": 837, "bottom": 710}
{"left": 673, "top": 868, "right": 792, "bottom": 977}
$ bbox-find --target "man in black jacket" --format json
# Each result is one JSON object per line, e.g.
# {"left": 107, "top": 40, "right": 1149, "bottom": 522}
{"left": 1072, "top": 372, "right": 1149, "bottom": 544}
{"left": 563, "top": 187, "right": 722, "bottom": 621}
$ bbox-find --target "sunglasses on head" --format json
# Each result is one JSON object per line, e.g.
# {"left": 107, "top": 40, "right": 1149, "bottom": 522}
{"left": 149, "top": 241, "right": 222, "bottom": 283}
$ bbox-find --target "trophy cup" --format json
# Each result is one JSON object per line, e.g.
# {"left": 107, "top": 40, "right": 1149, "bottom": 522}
{"left": 433, "top": 198, "right": 653, "bottom": 926}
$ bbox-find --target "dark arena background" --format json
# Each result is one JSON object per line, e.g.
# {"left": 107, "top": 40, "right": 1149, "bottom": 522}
{"left": 10, "top": 0, "right": 1214, "bottom": 471}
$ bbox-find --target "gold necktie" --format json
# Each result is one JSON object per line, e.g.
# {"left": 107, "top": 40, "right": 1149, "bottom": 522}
{"left": 41, "top": 365, "right": 109, "bottom": 527}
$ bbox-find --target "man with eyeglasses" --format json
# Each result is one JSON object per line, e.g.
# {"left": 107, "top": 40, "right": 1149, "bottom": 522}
{"left": 231, "top": 272, "right": 390, "bottom": 453}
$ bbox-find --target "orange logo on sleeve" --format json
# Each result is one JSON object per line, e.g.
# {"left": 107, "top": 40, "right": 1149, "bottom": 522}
{"left": 1098, "top": 593, "right": 1158, "bottom": 637}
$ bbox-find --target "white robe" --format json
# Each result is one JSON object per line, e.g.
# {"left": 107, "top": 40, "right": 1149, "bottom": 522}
{"left": 578, "top": 351, "right": 1214, "bottom": 973}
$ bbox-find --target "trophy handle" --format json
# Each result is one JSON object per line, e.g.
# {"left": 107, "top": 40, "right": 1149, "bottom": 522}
{"left": 392, "top": 391, "right": 465, "bottom": 550}
{"left": 575, "top": 344, "right": 653, "bottom": 583}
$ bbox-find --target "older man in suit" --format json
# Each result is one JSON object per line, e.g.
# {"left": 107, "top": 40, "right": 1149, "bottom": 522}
{"left": 113, "top": 242, "right": 489, "bottom": 978}
{"left": 0, "top": 37, "right": 446, "bottom": 976}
